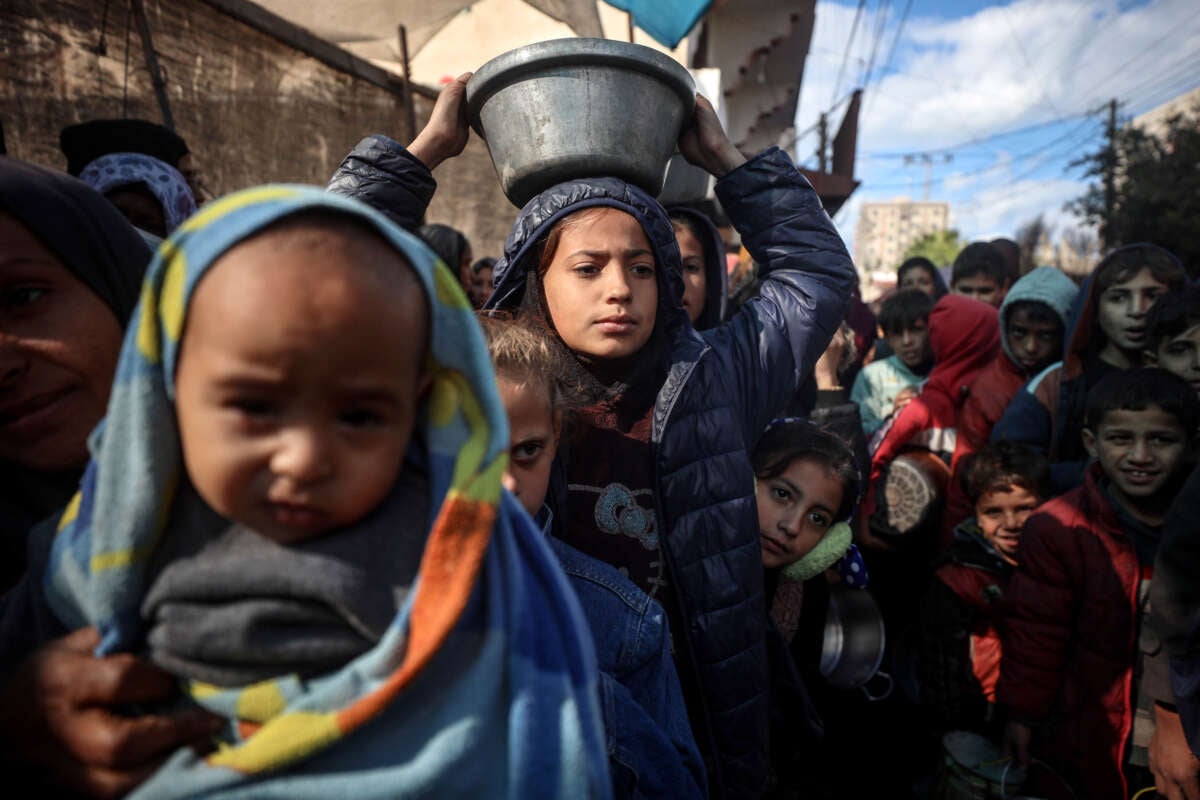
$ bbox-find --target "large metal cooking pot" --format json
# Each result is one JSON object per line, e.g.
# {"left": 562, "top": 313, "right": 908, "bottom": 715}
{"left": 820, "top": 584, "right": 893, "bottom": 701}
{"left": 466, "top": 38, "right": 696, "bottom": 208}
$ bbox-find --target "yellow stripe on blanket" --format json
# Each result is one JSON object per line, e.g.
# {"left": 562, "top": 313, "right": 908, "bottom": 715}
{"left": 91, "top": 545, "right": 156, "bottom": 573}
{"left": 433, "top": 261, "right": 471, "bottom": 310}
{"left": 206, "top": 711, "right": 342, "bottom": 773}
{"left": 179, "top": 186, "right": 302, "bottom": 235}
{"left": 57, "top": 491, "right": 83, "bottom": 532}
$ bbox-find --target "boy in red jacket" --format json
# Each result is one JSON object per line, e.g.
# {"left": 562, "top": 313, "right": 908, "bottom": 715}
{"left": 918, "top": 442, "right": 1050, "bottom": 738}
{"left": 999, "top": 368, "right": 1200, "bottom": 800}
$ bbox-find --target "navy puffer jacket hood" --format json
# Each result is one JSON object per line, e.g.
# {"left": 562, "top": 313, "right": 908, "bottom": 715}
{"left": 486, "top": 176, "right": 692, "bottom": 344}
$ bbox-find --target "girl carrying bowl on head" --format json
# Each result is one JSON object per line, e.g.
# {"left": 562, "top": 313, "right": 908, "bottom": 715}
{"left": 328, "top": 72, "right": 857, "bottom": 799}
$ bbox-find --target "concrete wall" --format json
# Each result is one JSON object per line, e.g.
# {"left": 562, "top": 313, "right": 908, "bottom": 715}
{"left": 0, "top": 0, "right": 518, "bottom": 258}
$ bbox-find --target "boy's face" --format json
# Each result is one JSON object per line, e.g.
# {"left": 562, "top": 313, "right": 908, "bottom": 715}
{"left": 498, "top": 376, "right": 560, "bottom": 517}
{"left": 975, "top": 484, "right": 1041, "bottom": 562}
{"left": 1082, "top": 405, "right": 1192, "bottom": 520}
{"left": 1097, "top": 267, "right": 1169, "bottom": 357}
{"left": 1150, "top": 323, "right": 1200, "bottom": 396}
{"left": 1006, "top": 306, "right": 1062, "bottom": 375}
{"left": 884, "top": 320, "right": 931, "bottom": 369}
{"left": 175, "top": 224, "right": 430, "bottom": 544}
{"left": 757, "top": 458, "right": 845, "bottom": 570}
{"left": 953, "top": 274, "right": 1006, "bottom": 307}
{"left": 541, "top": 208, "right": 658, "bottom": 360}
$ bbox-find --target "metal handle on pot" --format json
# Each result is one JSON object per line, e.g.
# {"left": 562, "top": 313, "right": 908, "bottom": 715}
{"left": 859, "top": 670, "right": 893, "bottom": 702}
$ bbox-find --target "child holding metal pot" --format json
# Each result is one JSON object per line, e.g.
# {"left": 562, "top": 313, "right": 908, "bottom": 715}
{"left": 752, "top": 418, "right": 923, "bottom": 799}
{"left": 329, "top": 73, "right": 857, "bottom": 799}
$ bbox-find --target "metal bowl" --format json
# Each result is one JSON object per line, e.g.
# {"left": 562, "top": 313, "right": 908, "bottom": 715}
{"left": 820, "top": 584, "right": 889, "bottom": 696}
{"left": 466, "top": 38, "right": 696, "bottom": 208}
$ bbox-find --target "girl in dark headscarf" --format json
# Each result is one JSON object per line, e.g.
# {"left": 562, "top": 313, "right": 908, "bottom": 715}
{"left": 417, "top": 222, "right": 472, "bottom": 289}
{"left": 0, "top": 156, "right": 151, "bottom": 590}
{"left": 79, "top": 151, "right": 198, "bottom": 237}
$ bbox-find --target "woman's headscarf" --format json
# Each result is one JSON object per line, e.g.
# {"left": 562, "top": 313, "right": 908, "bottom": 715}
{"left": 42, "top": 186, "right": 610, "bottom": 799}
{"left": 0, "top": 156, "right": 151, "bottom": 324}
{"left": 79, "top": 152, "right": 198, "bottom": 235}
{"left": 0, "top": 158, "right": 154, "bottom": 586}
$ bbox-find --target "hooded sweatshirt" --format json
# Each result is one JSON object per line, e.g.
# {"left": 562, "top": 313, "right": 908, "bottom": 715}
{"left": 991, "top": 244, "right": 1184, "bottom": 493}
{"left": 7, "top": 186, "right": 611, "bottom": 799}
{"left": 939, "top": 267, "right": 1078, "bottom": 541}
{"left": 483, "top": 147, "right": 855, "bottom": 799}
{"left": 868, "top": 295, "right": 1000, "bottom": 499}
{"left": 666, "top": 205, "right": 729, "bottom": 331}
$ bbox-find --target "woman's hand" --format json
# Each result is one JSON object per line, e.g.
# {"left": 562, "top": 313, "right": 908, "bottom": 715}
{"left": 408, "top": 72, "right": 474, "bottom": 172}
{"left": 677, "top": 95, "right": 746, "bottom": 179}
{"left": 0, "top": 627, "right": 222, "bottom": 799}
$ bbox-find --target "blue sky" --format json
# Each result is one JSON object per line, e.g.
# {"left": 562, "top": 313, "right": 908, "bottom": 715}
{"left": 793, "top": 0, "right": 1200, "bottom": 255}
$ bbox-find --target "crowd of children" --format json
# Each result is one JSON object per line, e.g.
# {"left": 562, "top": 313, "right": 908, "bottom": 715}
{"left": 0, "top": 68, "right": 1198, "bottom": 800}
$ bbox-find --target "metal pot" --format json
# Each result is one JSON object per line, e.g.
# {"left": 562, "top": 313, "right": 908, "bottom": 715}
{"left": 820, "top": 584, "right": 893, "bottom": 701}
{"left": 466, "top": 38, "right": 696, "bottom": 208}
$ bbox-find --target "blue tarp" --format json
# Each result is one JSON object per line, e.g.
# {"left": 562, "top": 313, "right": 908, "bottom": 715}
{"left": 602, "top": 0, "right": 713, "bottom": 48}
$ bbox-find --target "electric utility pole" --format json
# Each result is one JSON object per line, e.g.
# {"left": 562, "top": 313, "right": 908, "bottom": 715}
{"left": 1103, "top": 98, "right": 1119, "bottom": 249}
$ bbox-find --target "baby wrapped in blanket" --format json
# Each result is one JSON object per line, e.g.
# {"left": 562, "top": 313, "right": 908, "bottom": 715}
{"left": 17, "top": 186, "right": 610, "bottom": 798}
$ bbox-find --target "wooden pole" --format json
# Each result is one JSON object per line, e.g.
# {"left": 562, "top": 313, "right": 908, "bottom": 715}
{"left": 130, "top": 0, "right": 175, "bottom": 131}
{"left": 398, "top": 24, "right": 417, "bottom": 141}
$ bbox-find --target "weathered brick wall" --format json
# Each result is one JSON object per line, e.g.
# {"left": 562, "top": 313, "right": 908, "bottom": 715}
{"left": 0, "top": 0, "right": 517, "bottom": 258}
{"left": 0, "top": 0, "right": 415, "bottom": 195}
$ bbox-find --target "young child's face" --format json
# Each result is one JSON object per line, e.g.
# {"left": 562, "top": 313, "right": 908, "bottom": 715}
{"left": 174, "top": 222, "right": 430, "bottom": 544}
{"left": 468, "top": 266, "right": 493, "bottom": 309}
{"left": 1083, "top": 405, "right": 1191, "bottom": 513}
{"left": 884, "top": 320, "right": 931, "bottom": 369}
{"left": 496, "top": 375, "right": 559, "bottom": 517}
{"left": 757, "top": 457, "right": 845, "bottom": 570}
{"left": 1097, "top": 268, "right": 1169, "bottom": 356}
{"left": 674, "top": 224, "right": 707, "bottom": 324}
{"left": 1151, "top": 323, "right": 1200, "bottom": 396}
{"left": 899, "top": 267, "right": 936, "bottom": 297}
{"left": 1006, "top": 306, "right": 1062, "bottom": 375}
{"left": 953, "top": 274, "right": 1006, "bottom": 307}
{"left": 541, "top": 208, "right": 658, "bottom": 360}
{"left": 975, "top": 484, "right": 1041, "bottom": 563}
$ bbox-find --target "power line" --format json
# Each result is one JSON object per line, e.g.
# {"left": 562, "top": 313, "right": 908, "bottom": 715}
{"left": 1074, "top": 14, "right": 1200, "bottom": 104}
{"left": 831, "top": 0, "right": 867, "bottom": 107}
{"left": 862, "top": 109, "right": 1100, "bottom": 159}
{"left": 864, "top": 115, "right": 1102, "bottom": 192}
{"left": 860, "top": 0, "right": 892, "bottom": 89}
{"left": 866, "top": 0, "right": 913, "bottom": 117}
{"left": 999, "top": 2, "right": 1064, "bottom": 118}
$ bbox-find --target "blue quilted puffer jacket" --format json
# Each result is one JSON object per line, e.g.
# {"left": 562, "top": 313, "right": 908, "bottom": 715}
{"left": 329, "top": 139, "right": 855, "bottom": 798}
{"left": 486, "top": 148, "right": 854, "bottom": 798}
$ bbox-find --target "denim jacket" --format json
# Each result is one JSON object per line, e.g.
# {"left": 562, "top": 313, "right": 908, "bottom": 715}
{"left": 540, "top": 509, "right": 706, "bottom": 800}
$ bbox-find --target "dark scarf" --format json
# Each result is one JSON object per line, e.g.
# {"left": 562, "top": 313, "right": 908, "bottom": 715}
{"left": 0, "top": 157, "right": 152, "bottom": 589}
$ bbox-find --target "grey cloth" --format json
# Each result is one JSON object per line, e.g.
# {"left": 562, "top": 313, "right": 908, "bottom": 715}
{"left": 142, "top": 470, "right": 430, "bottom": 687}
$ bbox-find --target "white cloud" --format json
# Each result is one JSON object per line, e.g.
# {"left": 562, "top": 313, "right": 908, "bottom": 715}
{"left": 799, "top": 0, "right": 1200, "bottom": 253}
